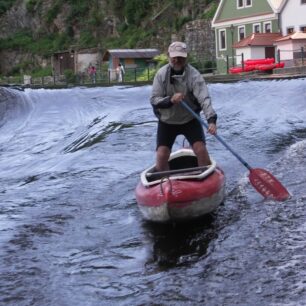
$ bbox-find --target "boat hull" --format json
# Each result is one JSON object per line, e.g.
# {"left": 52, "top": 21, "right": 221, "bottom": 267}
{"left": 135, "top": 168, "right": 225, "bottom": 222}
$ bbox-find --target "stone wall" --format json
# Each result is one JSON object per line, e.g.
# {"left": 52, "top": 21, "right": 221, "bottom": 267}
{"left": 184, "top": 19, "right": 215, "bottom": 62}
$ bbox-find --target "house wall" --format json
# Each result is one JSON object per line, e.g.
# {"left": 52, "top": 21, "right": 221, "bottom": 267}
{"left": 109, "top": 58, "right": 149, "bottom": 69}
{"left": 275, "top": 40, "right": 306, "bottom": 62}
{"left": 215, "top": 19, "right": 278, "bottom": 72}
{"left": 217, "top": 0, "right": 272, "bottom": 21}
{"left": 235, "top": 47, "right": 265, "bottom": 65}
{"left": 76, "top": 53, "right": 98, "bottom": 73}
{"left": 251, "top": 47, "right": 266, "bottom": 59}
{"left": 213, "top": 0, "right": 279, "bottom": 73}
{"left": 280, "top": 1, "right": 306, "bottom": 35}
{"left": 235, "top": 47, "right": 251, "bottom": 65}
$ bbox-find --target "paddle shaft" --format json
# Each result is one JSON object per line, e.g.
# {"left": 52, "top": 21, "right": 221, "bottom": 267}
{"left": 181, "top": 101, "right": 252, "bottom": 170}
{"left": 181, "top": 101, "right": 290, "bottom": 201}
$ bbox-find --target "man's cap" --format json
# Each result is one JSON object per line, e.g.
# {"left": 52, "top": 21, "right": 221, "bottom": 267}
{"left": 168, "top": 41, "right": 188, "bottom": 58}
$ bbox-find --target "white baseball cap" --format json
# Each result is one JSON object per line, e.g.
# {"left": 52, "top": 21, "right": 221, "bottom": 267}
{"left": 168, "top": 41, "right": 188, "bottom": 58}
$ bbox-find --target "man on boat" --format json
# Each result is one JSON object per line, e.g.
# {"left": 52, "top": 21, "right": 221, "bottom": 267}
{"left": 150, "top": 41, "right": 217, "bottom": 171}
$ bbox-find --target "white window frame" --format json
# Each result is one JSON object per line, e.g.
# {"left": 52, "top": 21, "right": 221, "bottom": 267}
{"left": 287, "top": 27, "right": 294, "bottom": 34}
{"left": 246, "top": 0, "right": 252, "bottom": 7}
{"left": 237, "top": 0, "right": 252, "bottom": 9}
{"left": 237, "top": 0, "right": 244, "bottom": 9}
{"left": 219, "top": 29, "right": 227, "bottom": 51}
{"left": 300, "top": 25, "right": 306, "bottom": 32}
{"left": 253, "top": 23, "right": 261, "bottom": 33}
{"left": 238, "top": 25, "right": 246, "bottom": 41}
{"left": 263, "top": 21, "right": 272, "bottom": 33}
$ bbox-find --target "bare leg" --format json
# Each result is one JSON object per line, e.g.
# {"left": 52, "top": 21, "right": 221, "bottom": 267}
{"left": 156, "top": 146, "right": 171, "bottom": 171}
{"left": 192, "top": 141, "right": 211, "bottom": 166}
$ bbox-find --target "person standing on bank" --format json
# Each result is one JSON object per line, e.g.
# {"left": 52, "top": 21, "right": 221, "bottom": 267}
{"left": 150, "top": 41, "right": 217, "bottom": 172}
{"left": 116, "top": 63, "right": 125, "bottom": 82}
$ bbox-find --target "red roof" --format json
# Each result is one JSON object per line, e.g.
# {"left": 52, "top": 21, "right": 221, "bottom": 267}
{"left": 274, "top": 32, "right": 306, "bottom": 42}
{"left": 233, "top": 33, "right": 282, "bottom": 48}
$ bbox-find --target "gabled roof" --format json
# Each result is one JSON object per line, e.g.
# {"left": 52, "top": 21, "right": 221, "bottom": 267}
{"left": 233, "top": 33, "right": 282, "bottom": 48}
{"left": 274, "top": 32, "right": 306, "bottom": 42}
{"left": 267, "top": 0, "right": 288, "bottom": 13}
{"left": 212, "top": 0, "right": 287, "bottom": 27}
{"left": 102, "top": 49, "right": 160, "bottom": 61}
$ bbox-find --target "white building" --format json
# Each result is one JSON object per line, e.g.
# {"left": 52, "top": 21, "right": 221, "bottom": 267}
{"left": 274, "top": 32, "right": 306, "bottom": 66}
{"left": 280, "top": 0, "right": 306, "bottom": 35}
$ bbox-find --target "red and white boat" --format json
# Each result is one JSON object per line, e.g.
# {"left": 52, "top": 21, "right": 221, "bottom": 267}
{"left": 135, "top": 148, "right": 226, "bottom": 222}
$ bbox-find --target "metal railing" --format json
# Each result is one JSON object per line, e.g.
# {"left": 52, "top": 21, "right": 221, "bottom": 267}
{"left": 277, "top": 47, "right": 305, "bottom": 67}
{"left": 0, "top": 63, "right": 217, "bottom": 87}
{"left": 0, "top": 67, "right": 156, "bottom": 88}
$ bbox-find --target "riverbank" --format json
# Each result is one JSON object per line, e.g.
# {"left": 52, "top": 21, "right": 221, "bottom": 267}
{"left": 1, "top": 65, "right": 305, "bottom": 90}
{"left": 204, "top": 65, "right": 306, "bottom": 83}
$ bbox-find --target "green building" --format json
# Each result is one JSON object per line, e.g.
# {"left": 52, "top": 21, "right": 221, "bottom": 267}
{"left": 212, "top": 0, "right": 284, "bottom": 74}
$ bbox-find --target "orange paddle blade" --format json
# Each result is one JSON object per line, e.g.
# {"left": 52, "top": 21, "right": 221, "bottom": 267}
{"left": 249, "top": 168, "right": 290, "bottom": 201}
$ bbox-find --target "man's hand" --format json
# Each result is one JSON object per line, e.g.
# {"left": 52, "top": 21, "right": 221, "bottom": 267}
{"left": 171, "top": 93, "right": 185, "bottom": 104}
{"left": 208, "top": 123, "right": 217, "bottom": 135}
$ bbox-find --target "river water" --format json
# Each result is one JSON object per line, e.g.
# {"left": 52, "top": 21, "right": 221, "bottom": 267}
{"left": 0, "top": 79, "right": 305, "bottom": 306}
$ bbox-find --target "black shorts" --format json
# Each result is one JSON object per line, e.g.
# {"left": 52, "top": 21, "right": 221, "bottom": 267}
{"left": 157, "top": 119, "right": 205, "bottom": 150}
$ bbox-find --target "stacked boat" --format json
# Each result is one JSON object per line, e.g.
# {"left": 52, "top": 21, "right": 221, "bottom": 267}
{"left": 229, "top": 58, "right": 285, "bottom": 74}
{"left": 135, "top": 148, "right": 225, "bottom": 223}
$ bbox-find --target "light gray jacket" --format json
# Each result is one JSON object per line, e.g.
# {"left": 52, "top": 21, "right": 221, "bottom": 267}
{"left": 150, "top": 63, "right": 217, "bottom": 124}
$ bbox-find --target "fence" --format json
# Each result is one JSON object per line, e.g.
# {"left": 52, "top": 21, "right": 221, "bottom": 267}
{"left": 0, "top": 67, "right": 156, "bottom": 88}
{"left": 277, "top": 47, "right": 305, "bottom": 67}
{"left": 0, "top": 61, "right": 217, "bottom": 87}
{"left": 223, "top": 47, "right": 306, "bottom": 74}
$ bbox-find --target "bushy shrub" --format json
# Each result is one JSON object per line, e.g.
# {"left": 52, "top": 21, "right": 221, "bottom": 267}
{"left": 0, "top": 0, "right": 16, "bottom": 16}
{"left": 64, "top": 69, "right": 75, "bottom": 83}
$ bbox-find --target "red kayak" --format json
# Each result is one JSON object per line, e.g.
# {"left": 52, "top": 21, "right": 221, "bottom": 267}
{"left": 229, "top": 65, "right": 255, "bottom": 74}
{"left": 257, "top": 63, "right": 277, "bottom": 71}
{"left": 244, "top": 58, "right": 275, "bottom": 65}
{"left": 135, "top": 148, "right": 225, "bottom": 222}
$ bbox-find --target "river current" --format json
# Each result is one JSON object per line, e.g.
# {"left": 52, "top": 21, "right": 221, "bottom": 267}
{"left": 0, "top": 79, "right": 305, "bottom": 306}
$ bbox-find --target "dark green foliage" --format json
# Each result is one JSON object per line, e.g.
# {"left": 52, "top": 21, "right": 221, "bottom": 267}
{"left": 78, "top": 30, "right": 96, "bottom": 48}
{"left": 45, "top": 0, "right": 61, "bottom": 24}
{"left": 0, "top": 0, "right": 220, "bottom": 73}
{"left": 0, "top": 31, "right": 33, "bottom": 50}
{"left": 0, "top": 31, "right": 72, "bottom": 55}
{"left": 64, "top": 69, "right": 75, "bottom": 83}
{"left": 52, "top": 33, "right": 72, "bottom": 51}
{"left": 202, "top": 1, "right": 218, "bottom": 19}
{"left": 124, "top": 0, "right": 151, "bottom": 26}
{"left": 175, "top": 16, "right": 192, "bottom": 31}
{"left": 0, "top": 0, "right": 16, "bottom": 15}
{"left": 171, "top": 0, "right": 184, "bottom": 10}
{"left": 66, "top": 0, "right": 90, "bottom": 23}
{"left": 26, "top": 0, "right": 42, "bottom": 13}
{"left": 11, "top": 60, "right": 33, "bottom": 75}
{"left": 204, "top": 60, "right": 216, "bottom": 73}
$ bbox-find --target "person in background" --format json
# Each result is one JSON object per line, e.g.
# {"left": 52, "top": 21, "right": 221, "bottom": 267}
{"left": 150, "top": 41, "right": 217, "bottom": 172}
{"left": 88, "top": 65, "right": 96, "bottom": 83}
{"left": 116, "top": 63, "right": 125, "bottom": 82}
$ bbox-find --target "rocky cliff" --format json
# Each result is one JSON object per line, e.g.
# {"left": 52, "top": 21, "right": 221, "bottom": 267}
{"left": 0, "top": 0, "right": 217, "bottom": 75}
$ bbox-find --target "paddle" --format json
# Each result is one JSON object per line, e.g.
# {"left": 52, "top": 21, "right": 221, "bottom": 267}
{"left": 181, "top": 101, "right": 290, "bottom": 201}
